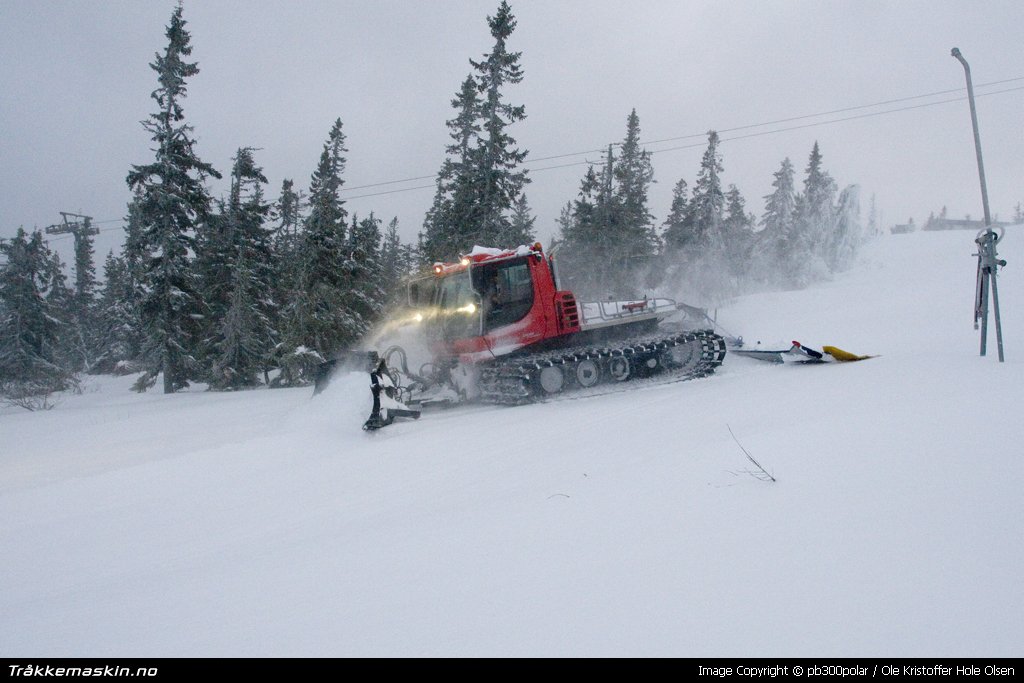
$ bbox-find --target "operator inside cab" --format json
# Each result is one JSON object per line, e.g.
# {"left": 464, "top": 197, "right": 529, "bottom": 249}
{"left": 484, "top": 269, "right": 503, "bottom": 311}
{"left": 473, "top": 258, "right": 534, "bottom": 332}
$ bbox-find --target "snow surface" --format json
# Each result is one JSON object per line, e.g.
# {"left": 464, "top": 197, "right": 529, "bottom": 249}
{"left": 2, "top": 230, "right": 1021, "bottom": 657}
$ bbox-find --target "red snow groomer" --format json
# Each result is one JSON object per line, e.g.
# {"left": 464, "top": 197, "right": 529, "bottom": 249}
{"left": 330, "top": 243, "right": 727, "bottom": 429}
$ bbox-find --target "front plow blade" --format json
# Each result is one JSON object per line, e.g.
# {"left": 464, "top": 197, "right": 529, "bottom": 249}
{"left": 313, "top": 351, "right": 379, "bottom": 396}
{"left": 364, "top": 355, "right": 421, "bottom": 430}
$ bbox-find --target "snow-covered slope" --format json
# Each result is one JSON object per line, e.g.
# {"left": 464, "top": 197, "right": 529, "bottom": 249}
{"left": 2, "top": 230, "right": 1021, "bottom": 657}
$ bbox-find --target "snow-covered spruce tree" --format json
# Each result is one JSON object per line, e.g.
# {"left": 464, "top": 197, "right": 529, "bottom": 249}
{"left": 67, "top": 219, "right": 103, "bottom": 373}
{"left": 272, "top": 179, "right": 303, "bottom": 291}
{"left": 71, "top": 219, "right": 96, "bottom": 311}
{"left": 276, "top": 119, "right": 350, "bottom": 386}
{"left": 662, "top": 130, "right": 727, "bottom": 305}
{"left": 559, "top": 111, "right": 658, "bottom": 298}
{"left": 43, "top": 250, "right": 78, "bottom": 375}
{"left": 614, "top": 109, "right": 659, "bottom": 281}
{"left": 823, "top": 185, "right": 862, "bottom": 272}
{"left": 720, "top": 183, "right": 755, "bottom": 292}
{"left": 420, "top": 75, "right": 479, "bottom": 264}
{"left": 379, "top": 217, "right": 408, "bottom": 305}
{"left": 724, "top": 185, "right": 753, "bottom": 236}
{"left": 662, "top": 178, "right": 692, "bottom": 253}
{"left": 761, "top": 158, "right": 797, "bottom": 241}
{"left": 210, "top": 258, "right": 274, "bottom": 390}
{"left": 92, "top": 251, "right": 139, "bottom": 374}
{"left": 555, "top": 201, "right": 573, "bottom": 242}
{"left": 115, "top": 190, "right": 148, "bottom": 366}
{"left": 421, "top": 1, "right": 529, "bottom": 262}
{"left": 341, "top": 212, "right": 386, "bottom": 338}
{"left": 125, "top": 4, "right": 221, "bottom": 393}
{"left": 93, "top": 192, "right": 148, "bottom": 374}
{"left": 122, "top": 187, "right": 148, "bottom": 288}
{"left": 0, "top": 229, "right": 77, "bottom": 402}
{"left": 503, "top": 192, "right": 536, "bottom": 247}
{"left": 208, "top": 147, "right": 276, "bottom": 390}
{"left": 791, "top": 141, "right": 837, "bottom": 284}
{"left": 756, "top": 156, "right": 798, "bottom": 287}
{"left": 193, "top": 204, "right": 231, "bottom": 362}
{"left": 419, "top": 181, "right": 450, "bottom": 268}
{"left": 688, "top": 131, "right": 726, "bottom": 249}
{"left": 557, "top": 165, "right": 608, "bottom": 296}
{"left": 472, "top": 0, "right": 529, "bottom": 247}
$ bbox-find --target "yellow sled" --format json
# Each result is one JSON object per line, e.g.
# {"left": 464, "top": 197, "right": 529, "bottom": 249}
{"left": 822, "top": 346, "right": 876, "bottom": 362}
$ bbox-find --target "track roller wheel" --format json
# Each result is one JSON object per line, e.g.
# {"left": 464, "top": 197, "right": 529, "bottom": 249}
{"left": 538, "top": 365, "right": 565, "bottom": 394}
{"left": 608, "top": 356, "right": 631, "bottom": 382}
{"left": 575, "top": 359, "right": 600, "bottom": 388}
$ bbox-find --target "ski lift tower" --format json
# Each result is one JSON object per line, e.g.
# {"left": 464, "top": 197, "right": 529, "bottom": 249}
{"left": 951, "top": 48, "right": 1006, "bottom": 362}
{"left": 44, "top": 211, "right": 100, "bottom": 298}
{"left": 44, "top": 211, "right": 99, "bottom": 241}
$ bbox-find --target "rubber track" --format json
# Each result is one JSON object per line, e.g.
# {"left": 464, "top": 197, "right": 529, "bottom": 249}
{"left": 477, "top": 329, "right": 727, "bottom": 405}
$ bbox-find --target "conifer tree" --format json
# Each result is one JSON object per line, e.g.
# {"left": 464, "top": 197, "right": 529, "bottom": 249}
{"left": 557, "top": 166, "right": 604, "bottom": 295}
{"left": 0, "top": 229, "right": 76, "bottom": 399}
{"left": 662, "top": 131, "right": 760, "bottom": 303}
{"left": 122, "top": 187, "right": 147, "bottom": 285}
{"left": 65, "top": 222, "right": 102, "bottom": 373}
{"left": 504, "top": 193, "right": 536, "bottom": 246}
{"left": 472, "top": 1, "right": 529, "bottom": 244}
{"left": 269, "top": 179, "right": 303, "bottom": 346}
{"left": 70, "top": 223, "right": 98, "bottom": 364}
{"left": 421, "top": 2, "right": 528, "bottom": 261}
{"left": 662, "top": 179, "right": 692, "bottom": 252}
{"left": 115, "top": 191, "right": 148, "bottom": 365}
{"left": 379, "top": 217, "right": 406, "bottom": 304}
{"left": 194, "top": 206, "right": 232, "bottom": 354}
{"left": 824, "top": 185, "right": 862, "bottom": 272}
{"left": 44, "top": 252, "right": 77, "bottom": 374}
{"left": 719, "top": 184, "right": 755, "bottom": 292}
{"left": 761, "top": 158, "right": 796, "bottom": 240}
{"left": 93, "top": 251, "right": 138, "bottom": 373}
{"left": 757, "top": 157, "right": 799, "bottom": 286}
{"left": 558, "top": 111, "right": 660, "bottom": 297}
{"left": 688, "top": 131, "right": 726, "bottom": 248}
{"left": 125, "top": 4, "right": 221, "bottom": 393}
{"left": 211, "top": 258, "right": 274, "bottom": 389}
{"left": 421, "top": 76, "right": 481, "bottom": 262}
{"left": 399, "top": 242, "right": 418, "bottom": 279}
{"left": 208, "top": 147, "right": 276, "bottom": 389}
{"left": 614, "top": 109, "right": 658, "bottom": 264}
{"left": 273, "top": 179, "right": 303, "bottom": 269}
{"left": 342, "top": 212, "right": 386, "bottom": 337}
{"left": 724, "top": 185, "right": 751, "bottom": 234}
{"left": 277, "top": 119, "right": 351, "bottom": 384}
{"left": 71, "top": 222, "right": 96, "bottom": 306}
{"left": 796, "top": 141, "right": 837, "bottom": 264}
{"left": 555, "top": 201, "right": 573, "bottom": 241}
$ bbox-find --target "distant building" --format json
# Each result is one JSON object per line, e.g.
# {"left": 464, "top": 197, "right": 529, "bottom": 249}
{"left": 891, "top": 222, "right": 915, "bottom": 234}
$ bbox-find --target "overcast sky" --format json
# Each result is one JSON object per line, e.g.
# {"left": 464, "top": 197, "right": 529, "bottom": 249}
{"left": 2, "top": 0, "right": 1022, "bottom": 261}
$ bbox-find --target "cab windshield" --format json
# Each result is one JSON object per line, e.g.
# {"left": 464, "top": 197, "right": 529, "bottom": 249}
{"left": 436, "top": 269, "right": 480, "bottom": 340}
